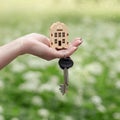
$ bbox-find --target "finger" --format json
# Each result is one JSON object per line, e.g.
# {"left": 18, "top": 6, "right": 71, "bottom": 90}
{"left": 65, "top": 46, "right": 78, "bottom": 57}
{"left": 70, "top": 38, "right": 83, "bottom": 47}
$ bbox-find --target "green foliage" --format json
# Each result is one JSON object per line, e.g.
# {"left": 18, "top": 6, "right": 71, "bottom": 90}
{"left": 0, "top": 0, "right": 120, "bottom": 120}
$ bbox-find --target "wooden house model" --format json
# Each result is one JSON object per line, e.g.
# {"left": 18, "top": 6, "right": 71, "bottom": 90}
{"left": 50, "top": 22, "right": 69, "bottom": 49}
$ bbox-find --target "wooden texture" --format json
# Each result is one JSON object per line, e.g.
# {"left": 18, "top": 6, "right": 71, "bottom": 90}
{"left": 50, "top": 22, "right": 69, "bottom": 49}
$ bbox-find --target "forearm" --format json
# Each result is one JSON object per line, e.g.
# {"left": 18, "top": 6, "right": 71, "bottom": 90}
{"left": 0, "top": 39, "right": 23, "bottom": 69}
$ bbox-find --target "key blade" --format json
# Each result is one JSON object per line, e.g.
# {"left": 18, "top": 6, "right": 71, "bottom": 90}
{"left": 64, "top": 68, "right": 69, "bottom": 86}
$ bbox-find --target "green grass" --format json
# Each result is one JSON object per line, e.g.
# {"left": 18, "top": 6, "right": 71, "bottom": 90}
{"left": 0, "top": 0, "right": 120, "bottom": 120}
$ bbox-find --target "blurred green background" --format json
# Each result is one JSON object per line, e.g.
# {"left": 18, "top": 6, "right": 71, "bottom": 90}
{"left": 0, "top": 0, "right": 120, "bottom": 120}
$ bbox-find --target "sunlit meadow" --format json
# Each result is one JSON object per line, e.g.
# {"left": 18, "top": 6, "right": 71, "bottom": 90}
{"left": 0, "top": 0, "right": 120, "bottom": 120}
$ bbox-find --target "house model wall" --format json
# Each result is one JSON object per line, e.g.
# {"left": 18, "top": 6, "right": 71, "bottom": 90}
{"left": 50, "top": 22, "right": 69, "bottom": 49}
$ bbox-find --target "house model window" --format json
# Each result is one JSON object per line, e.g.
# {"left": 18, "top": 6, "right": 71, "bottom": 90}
{"left": 50, "top": 22, "right": 69, "bottom": 49}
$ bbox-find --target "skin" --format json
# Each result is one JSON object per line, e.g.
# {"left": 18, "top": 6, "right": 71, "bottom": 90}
{"left": 0, "top": 33, "right": 82, "bottom": 70}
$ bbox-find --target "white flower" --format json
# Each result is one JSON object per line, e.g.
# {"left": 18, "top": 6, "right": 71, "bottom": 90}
{"left": 113, "top": 112, "right": 120, "bottom": 120}
{"left": 91, "top": 96, "right": 106, "bottom": 113}
{"left": 38, "top": 83, "right": 56, "bottom": 92}
{"left": 112, "top": 61, "right": 120, "bottom": 73}
{"left": 117, "top": 39, "right": 120, "bottom": 48}
{"left": 38, "top": 109, "right": 49, "bottom": 117}
{"left": 63, "top": 115, "right": 73, "bottom": 120}
{"left": 109, "top": 70, "right": 117, "bottom": 79}
{"left": 19, "top": 71, "right": 41, "bottom": 91}
{"left": 23, "top": 71, "right": 41, "bottom": 81}
{"left": 87, "top": 76, "right": 96, "bottom": 84}
{"left": 0, "top": 80, "right": 4, "bottom": 89}
{"left": 11, "top": 61, "right": 26, "bottom": 72}
{"left": 32, "top": 96, "right": 43, "bottom": 106}
{"left": 85, "top": 62, "right": 103, "bottom": 75}
{"left": 115, "top": 80, "right": 120, "bottom": 89}
{"left": 27, "top": 58, "right": 42, "bottom": 68}
{"left": 74, "top": 95, "right": 83, "bottom": 106}
{"left": 11, "top": 117, "right": 19, "bottom": 120}
{"left": 0, "top": 115, "right": 4, "bottom": 120}
{"left": 91, "top": 95, "right": 102, "bottom": 105}
{"left": 96, "top": 104, "right": 106, "bottom": 113}
{"left": 0, "top": 106, "right": 3, "bottom": 113}
{"left": 37, "top": 76, "right": 58, "bottom": 93}
{"left": 27, "top": 56, "right": 53, "bottom": 68}
{"left": 19, "top": 80, "right": 39, "bottom": 91}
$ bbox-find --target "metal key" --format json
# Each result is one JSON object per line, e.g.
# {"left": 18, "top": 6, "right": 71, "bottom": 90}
{"left": 64, "top": 67, "right": 68, "bottom": 86}
{"left": 58, "top": 57, "right": 73, "bottom": 95}
{"left": 59, "top": 68, "right": 68, "bottom": 95}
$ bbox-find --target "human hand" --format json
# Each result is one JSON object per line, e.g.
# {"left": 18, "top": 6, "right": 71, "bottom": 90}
{"left": 0, "top": 33, "right": 82, "bottom": 69}
{"left": 19, "top": 33, "right": 82, "bottom": 60}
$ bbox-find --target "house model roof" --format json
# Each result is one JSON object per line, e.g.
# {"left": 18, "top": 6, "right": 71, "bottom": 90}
{"left": 50, "top": 22, "right": 68, "bottom": 31}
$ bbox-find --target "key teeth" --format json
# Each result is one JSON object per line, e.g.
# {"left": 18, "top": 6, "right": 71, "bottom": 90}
{"left": 59, "top": 84, "right": 65, "bottom": 95}
{"left": 59, "top": 84, "right": 68, "bottom": 95}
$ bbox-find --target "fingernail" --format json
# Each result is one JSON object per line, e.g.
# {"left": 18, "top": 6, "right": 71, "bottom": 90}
{"left": 79, "top": 38, "right": 83, "bottom": 41}
{"left": 74, "top": 47, "right": 77, "bottom": 51}
{"left": 76, "top": 37, "right": 82, "bottom": 41}
{"left": 77, "top": 39, "right": 83, "bottom": 44}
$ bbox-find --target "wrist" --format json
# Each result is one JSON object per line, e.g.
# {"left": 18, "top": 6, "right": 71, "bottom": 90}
{"left": 17, "top": 37, "right": 36, "bottom": 55}
{"left": 14, "top": 39, "right": 25, "bottom": 56}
